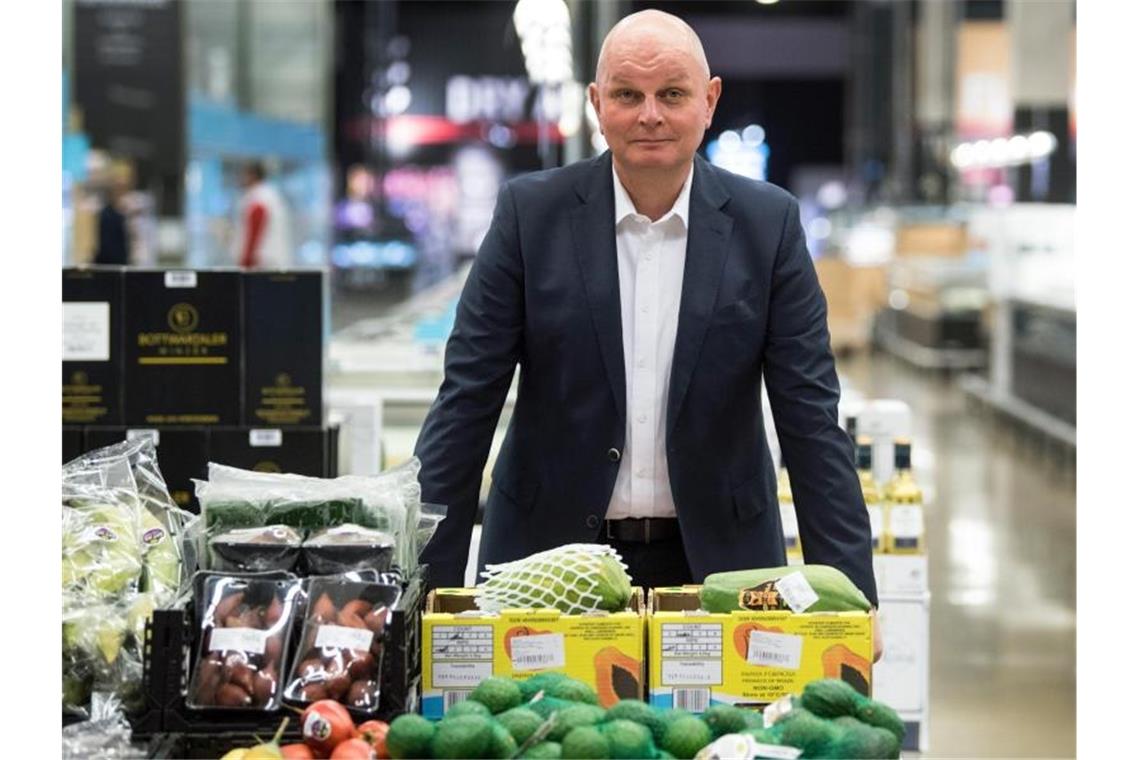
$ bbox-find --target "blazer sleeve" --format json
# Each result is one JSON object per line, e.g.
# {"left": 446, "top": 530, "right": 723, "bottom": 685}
{"left": 761, "top": 196, "right": 879, "bottom": 607}
{"left": 413, "top": 182, "right": 525, "bottom": 589}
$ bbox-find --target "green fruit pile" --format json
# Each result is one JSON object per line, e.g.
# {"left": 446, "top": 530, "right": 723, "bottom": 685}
{"left": 389, "top": 674, "right": 904, "bottom": 759}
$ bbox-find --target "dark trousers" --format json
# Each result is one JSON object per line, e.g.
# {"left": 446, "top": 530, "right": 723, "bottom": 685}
{"left": 600, "top": 532, "right": 694, "bottom": 589}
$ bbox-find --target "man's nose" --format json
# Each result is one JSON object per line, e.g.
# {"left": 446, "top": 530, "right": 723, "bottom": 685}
{"left": 638, "top": 98, "right": 663, "bottom": 126}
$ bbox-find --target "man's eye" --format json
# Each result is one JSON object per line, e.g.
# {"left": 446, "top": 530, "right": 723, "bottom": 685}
{"left": 664, "top": 89, "right": 683, "bottom": 100}
{"left": 616, "top": 90, "right": 636, "bottom": 101}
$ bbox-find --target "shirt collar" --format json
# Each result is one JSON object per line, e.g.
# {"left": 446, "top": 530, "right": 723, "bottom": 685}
{"left": 613, "top": 161, "right": 695, "bottom": 229}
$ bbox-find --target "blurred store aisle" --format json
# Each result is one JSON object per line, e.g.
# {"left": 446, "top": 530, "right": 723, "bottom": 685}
{"left": 838, "top": 352, "right": 1076, "bottom": 758}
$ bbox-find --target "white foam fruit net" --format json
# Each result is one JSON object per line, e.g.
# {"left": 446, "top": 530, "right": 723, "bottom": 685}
{"left": 475, "top": 543, "right": 632, "bottom": 614}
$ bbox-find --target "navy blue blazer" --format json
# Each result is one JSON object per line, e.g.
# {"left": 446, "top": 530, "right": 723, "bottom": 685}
{"left": 414, "top": 151, "right": 878, "bottom": 607}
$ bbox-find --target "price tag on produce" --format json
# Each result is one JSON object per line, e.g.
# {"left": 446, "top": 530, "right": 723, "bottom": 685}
{"left": 510, "top": 633, "right": 565, "bottom": 671}
{"left": 754, "top": 743, "right": 803, "bottom": 759}
{"left": 695, "top": 734, "right": 760, "bottom": 760}
{"left": 209, "top": 627, "right": 266, "bottom": 655}
{"left": 315, "top": 624, "right": 375, "bottom": 651}
{"left": 774, "top": 571, "right": 819, "bottom": 613}
{"left": 747, "top": 631, "right": 803, "bottom": 670}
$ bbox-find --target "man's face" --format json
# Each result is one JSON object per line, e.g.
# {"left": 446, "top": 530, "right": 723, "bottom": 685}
{"left": 589, "top": 32, "right": 721, "bottom": 177}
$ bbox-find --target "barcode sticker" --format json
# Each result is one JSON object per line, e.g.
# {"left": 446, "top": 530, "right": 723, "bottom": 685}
{"left": 315, "top": 624, "right": 374, "bottom": 651}
{"left": 510, "top": 633, "right": 565, "bottom": 671}
{"left": 774, "top": 572, "right": 819, "bottom": 613}
{"left": 672, "top": 688, "right": 711, "bottom": 712}
{"left": 209, "top": 627, "right": 266, "bottom": 655}
{"left": 747, "top": 631, "right": 803, "bottom": 669}
{"left": 250, "top": 429, "right": 283, "bottom": 447}
{"left": 444, "top": 690, "right": 472, "bottom": 710}
{"left": 164, "top": 271, "right": 198, "bottom": 288}
{"left": 127, "top": 429, "right": 160, "bottom": 447}
{"left": 889, "top": 505, "right": 924, "bottom": 537}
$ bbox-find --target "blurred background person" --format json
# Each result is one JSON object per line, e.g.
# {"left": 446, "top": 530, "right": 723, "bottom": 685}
{"left": 93, "top": 163, "right": 131, "bottom": 265}
{"left": 233, "top": 160, "right": 293, "bottom": 269}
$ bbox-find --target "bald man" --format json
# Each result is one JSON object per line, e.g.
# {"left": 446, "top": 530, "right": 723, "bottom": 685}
{"left": 415, "top": 10, "right": 880, "bottom": 647}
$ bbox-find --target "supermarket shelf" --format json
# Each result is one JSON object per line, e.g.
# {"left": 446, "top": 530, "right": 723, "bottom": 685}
{"left": 874, "top": 322, "right": 987, "bottom": 371}
{"left": 958, "top": 374, "right": 1076, "bottom": 450}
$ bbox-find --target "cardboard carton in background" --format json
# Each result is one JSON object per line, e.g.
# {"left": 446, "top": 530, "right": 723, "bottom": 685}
{"left": 647, "top": 587, "right": 873, "bottom": 712}
{"left": 421, "top": 588, "right": 646, "bottom": 719}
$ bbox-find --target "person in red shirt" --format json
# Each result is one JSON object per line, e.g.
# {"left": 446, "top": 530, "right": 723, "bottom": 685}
{"left": 235, "top": 161, "right": 292, "bottom": 269}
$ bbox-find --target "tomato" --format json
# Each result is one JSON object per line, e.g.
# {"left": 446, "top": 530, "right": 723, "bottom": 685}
{"left": 329, "top": 738, "right": 375, "bottom": 760}
{"left": 300, "top": 699, "right": 357, "bottom": 756}
{"left": 355, "top": 720, "right": 389, "bottom": 759}
{"left": 280, "top": 744, "right": 316, "bottom": 760}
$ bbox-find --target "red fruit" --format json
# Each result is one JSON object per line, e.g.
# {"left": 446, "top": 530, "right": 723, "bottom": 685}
{"left": 346, "top": 652, "right": 376, "bottom": 681}
{"left": 356, "top": 720, "right": 389, "bottom": 759}
{"left": 301, "top": 699, "right": 356, "bottom": 756}
{"left": 342, "top": 599, "right": 372, "bottom": 618}
{"left": 326, "top": 671, "right": 352, "bottom": 700}
{"left": 302, "top": 683, "right": 331, "bottom": 702}
{"left": 330, "top": 738, "right": 375, "bottom": 760}
{"left": 281, "top": 744, "right": 317, "bottom": 760}
{"left": 266, "top": 595, "right": 285, "bottom": 626}
{"left": 337, "top": 608, "right": 368, "bottom": 629}
{"left": 252, "top": 668, "right": 277, "bottom": 706}
{"left": 346, "top": 680, "right": 378, "bottom": 710}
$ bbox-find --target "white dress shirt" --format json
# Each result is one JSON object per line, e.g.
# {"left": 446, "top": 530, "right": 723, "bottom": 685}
{"left": 605, "top": 163, "right": 694, "bottom": 521}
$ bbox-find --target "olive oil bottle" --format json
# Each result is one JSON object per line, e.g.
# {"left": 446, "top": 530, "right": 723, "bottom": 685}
{"left": 777, "top": 453, "right": 801, "bottom": 557}
{"left": 884, "top": 437, "right": 925, "bottom": 554}
{"left": 855, "top": 436, "right": 885, "bottom": 553}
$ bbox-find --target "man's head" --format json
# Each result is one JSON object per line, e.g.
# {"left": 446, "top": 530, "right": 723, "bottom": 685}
{"left": 241, "top": 160, "right": 267, "bottom": 190}
{"left": 588, "top": 10, "right": 721, "bottom": 179}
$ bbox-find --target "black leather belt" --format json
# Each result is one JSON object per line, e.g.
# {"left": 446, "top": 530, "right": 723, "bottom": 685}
{"left": 605, "top": 518, "right": 681, "bottom": 544}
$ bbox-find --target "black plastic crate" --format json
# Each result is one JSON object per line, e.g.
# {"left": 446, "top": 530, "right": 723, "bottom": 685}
{"left": 131, "top": 569, "right": 426, "bottom": 750}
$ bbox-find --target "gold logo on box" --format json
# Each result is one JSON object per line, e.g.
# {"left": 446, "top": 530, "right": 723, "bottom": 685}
{"left": 254, "top": 461, "right": 282, "bottom": 473}
{"left": 167, "top": 303, "right": 200, "bottom": 334}
{"left": 276, "top": 373, "right": 292, "bottom": 387}
{"left": 72, "top": 370, "right": 88, "bottom": 386}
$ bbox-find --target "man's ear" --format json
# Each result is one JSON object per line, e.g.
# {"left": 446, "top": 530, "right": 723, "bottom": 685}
{"left": 587, "top": 82, "right": 602, "bottom": 132}
{"left": 705, "top": 77, "right": 723, "bottom": 128}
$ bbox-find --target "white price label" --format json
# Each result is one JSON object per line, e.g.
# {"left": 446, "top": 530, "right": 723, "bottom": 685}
{"left": 250, "top": 429, "right": 283, "bottom": 447}
{"left": 889, "top": 505, "right": 925, "bottom": 538}
{"left": 774, "top": 572, "right": 819, "bottom": 613}
{"left": 868, "top": 504, "right": 884, "bottom": 541}
{"left": 315, "top": 624, "right": 375, "bottom": 652}
{"left": 510, "top": 633, "right": 565, "bottom": 671}
{"left": 63, "top": 302, "right": 110, "bottom": 361}
{"left": 661, "top": 659, "right": 722, "bottom": 686}
{"left": 747, "top": 631, "right": 803, "bottom": 670}
{"left": 164, "top": 271, "right": 198, "bottom": 288}
{"left": 209, "top": 627, "right": 266, "bottom": 655}
{"left": 127, "top": 429, "right": 160, "bottom": 446}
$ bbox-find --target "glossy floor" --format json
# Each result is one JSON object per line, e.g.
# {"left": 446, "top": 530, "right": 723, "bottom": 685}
{"left": 838, "top": 352, "right": 1076, "bottom": 758}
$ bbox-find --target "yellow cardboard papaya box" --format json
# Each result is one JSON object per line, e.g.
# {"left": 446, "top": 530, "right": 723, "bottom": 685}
{"left": 648, "top": 587, "right": 873, "bottom": 712}
{"left": 421, "top": 587, "right": 646, "bottom": 718}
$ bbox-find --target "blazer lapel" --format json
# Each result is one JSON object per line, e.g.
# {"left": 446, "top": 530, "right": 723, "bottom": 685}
{"left": 570, "top": 153, "right": 627, "bottom": 423}
{"left": 667, "top": 157, "right": 734, "bottom": 438}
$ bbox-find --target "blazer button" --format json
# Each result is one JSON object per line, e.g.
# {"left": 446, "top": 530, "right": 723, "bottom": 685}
{"left": 586, "top": 514, "right": 600, "bottom": 529}
{"left": 607, "top": 448, "right": 621, "bottom": 462}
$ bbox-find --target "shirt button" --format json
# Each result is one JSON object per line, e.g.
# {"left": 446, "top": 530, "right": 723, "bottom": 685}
{"left": 637, "top": 359, "right": 646, "bottom": 368}
{"left": 607, "top": 448, "right": 621, "bottom": 462}
{"left": 586, "top": 514, "right": 600, "bottom": 529}
{"left": 641, "top": 306, "right": 649, "bottom": 314}
{"left": 637, "top": 414, "right": 647, "bottom": 423}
